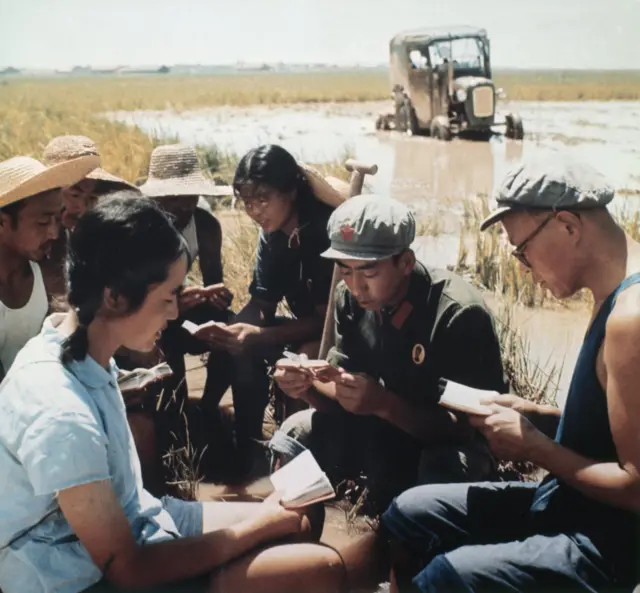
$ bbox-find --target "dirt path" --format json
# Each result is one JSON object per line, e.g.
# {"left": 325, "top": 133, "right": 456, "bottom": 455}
{"left": 183, "top": 355, "right": 378, "bottom": 550}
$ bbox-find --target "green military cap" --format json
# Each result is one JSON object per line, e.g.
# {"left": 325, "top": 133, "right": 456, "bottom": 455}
{"left": 480, "top": 157, "right": 615, "bottom": 231}
{"left": 321, "top": 193, "right": 416, "bottom": 260}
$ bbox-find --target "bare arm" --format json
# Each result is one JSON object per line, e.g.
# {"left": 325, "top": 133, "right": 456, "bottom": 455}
{"left": 522, "top": 401, "right": 562, "bottom": 439}
{"left": 312, "top": 373, "right": 473, "bottom": 444}
{"left": 486, "top": 395, "right": 562, "bottom": 439}
{"left": 376, "top": 390, "right": 474, "bottom": 444}
{"left": 236, "top": 300, "right": 326, "bottom": 347}
{"left": 58, "top": 481, "right": 301, "bottom": 589}
{"left": 302, "top": 380, "right": 346, "bottom": 413}
{"left": 257, "top": 314, "right": 324, "bottom": 347}
{"left": 233, "top": 298, "right": 274, "bottom": 325}
{"left": 528, "top": 295, "right": 640, "bottom": 512}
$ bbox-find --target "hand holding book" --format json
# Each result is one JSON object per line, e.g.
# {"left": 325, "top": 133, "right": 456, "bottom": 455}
{"left": 117, "top": 362, "right": 173, "bottom": 392}
{"left": 437, "top": 379, "right": 498, "bottom": 416}
{"left": 269, "top": 450, "right": 336, "bottom": 509}
{"left": 275, "top": 351, "right": 342, "bottom": 383}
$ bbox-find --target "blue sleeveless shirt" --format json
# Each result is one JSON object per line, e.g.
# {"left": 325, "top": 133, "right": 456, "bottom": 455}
{"left": 530, "top": 273, "right": 640, "bottom": 583}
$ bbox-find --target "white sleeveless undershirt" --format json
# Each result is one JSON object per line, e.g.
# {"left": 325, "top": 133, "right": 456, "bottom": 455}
{"left": 0, "top": 261, "right": 48, "bottom": 376}
{"left": 182, "top": 215, "right": 199, "bottom": 261}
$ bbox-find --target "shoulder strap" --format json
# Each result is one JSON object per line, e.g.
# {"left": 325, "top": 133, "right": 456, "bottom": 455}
{"left": 611, "top": 272, "right": 640, "bottom": 308}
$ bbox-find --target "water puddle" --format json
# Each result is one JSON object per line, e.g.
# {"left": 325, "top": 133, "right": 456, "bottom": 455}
{"left": 108, "top": 99, "right": 640, "bottom": 199}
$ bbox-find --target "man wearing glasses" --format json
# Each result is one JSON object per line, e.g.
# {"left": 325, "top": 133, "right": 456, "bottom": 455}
{"left": 383, "top": 158, "right": 640, "bottom": 592}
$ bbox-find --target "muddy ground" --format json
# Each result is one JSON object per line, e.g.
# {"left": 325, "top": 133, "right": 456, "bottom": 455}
{"left": 183, "top": 356, "right": 375, "bottom": 549}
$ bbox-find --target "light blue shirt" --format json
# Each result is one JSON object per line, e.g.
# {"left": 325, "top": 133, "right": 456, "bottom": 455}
{"left": 0, "top": 315, "right": 181, "bottom": 593}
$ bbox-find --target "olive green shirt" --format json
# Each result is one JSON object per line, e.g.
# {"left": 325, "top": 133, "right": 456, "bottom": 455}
{"left": 328, "top": 262, "right": 508, "bottom": 409}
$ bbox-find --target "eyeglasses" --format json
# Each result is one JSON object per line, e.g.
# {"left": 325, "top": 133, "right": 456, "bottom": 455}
{"left": 511, "top": 214, "right": 555, "bottom": 268}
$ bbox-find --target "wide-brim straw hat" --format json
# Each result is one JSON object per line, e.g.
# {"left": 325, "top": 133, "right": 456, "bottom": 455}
{"left": 43, "top": 135, "right": 140, "bottom": 193}
{"left": 0, "top": 155, "right": 100, "bottom": 209}
{"left": 299, "top": 163, "right": 350, "bottom": 208}
{"left": 140, "top": 144, "right": 233, "bottom": 198}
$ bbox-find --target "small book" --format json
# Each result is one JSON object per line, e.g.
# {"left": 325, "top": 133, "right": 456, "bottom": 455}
{"left": 438, "top": 379, "right": 496, "bottom": 416}
{"left": 117, "top": 362, "right": 173, "bottom": 392}
{"left": 181, "top": 320, "right": 202, "bottom": 334}
{"left": 182, "top": 320, "right": 227, "bottom": 335}
{"left": 270, "top": 450, "right": 336, "bottom": 509}
{"left": 276, "top": 350, "right": 338, "bottom": 375}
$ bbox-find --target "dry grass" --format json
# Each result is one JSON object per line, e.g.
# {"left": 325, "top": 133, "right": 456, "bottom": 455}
{"left": 496, "top": 307, "right": 561, "bottom": 408}
{"left": 494, "top": 305, "right": 562, "bottom": 481}
{"left": 0, "top": 72, "right": 389, "bottom": 114}
{"left": 455, "top": 195, "right": 640, "bottom": 308}
{"left": 616, "top": 206, "right": 640, "bottom": 240}
{"left": 162, "top": 413, "right": 207, "bottom": 501}
{"left": 416, "top": 215, "right": 444, "bottom": 237}
{"left": 493, "top": 70, "right": 640, "bottom": 101}
{"left": 194, "top": 144, "right": 240, "bottom": 187}
{"left": 219, "top": 213, "right": 260, "bottom": 311}
{"left": 455, "top": 195, "right": 551, "bottom": 307}
{"left": 0, "top": 95, "right": 168, "bottom": 181}
{"left": 184, "top": 212, "right": 258, "bottom": 312}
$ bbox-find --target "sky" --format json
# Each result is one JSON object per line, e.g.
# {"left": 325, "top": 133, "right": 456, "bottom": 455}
{"left": 1, "top": 0, "right": 639, "bottom": 70}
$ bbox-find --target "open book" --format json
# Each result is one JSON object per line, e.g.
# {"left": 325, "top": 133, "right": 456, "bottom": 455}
{"left": 438, "top": 379, "right": 496, "bottom": 416}
{"left": 182, "top": 320, "right": 204, "bottom": 334}
{"left": 270, "top": 450, "right": 336, "bottom": 509}
{"left": 182, "top": 320, "right": 227, "bottom": 335}
{"left": 117, "top": 362, "right": 173, "bottom": 392}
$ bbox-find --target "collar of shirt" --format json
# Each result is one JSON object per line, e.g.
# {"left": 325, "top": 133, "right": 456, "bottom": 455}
{"left": 42, "top": 314, "right": 118, "bottom": 389}
{"left": 377, "top": 263, "right": 431, "bottom": 330}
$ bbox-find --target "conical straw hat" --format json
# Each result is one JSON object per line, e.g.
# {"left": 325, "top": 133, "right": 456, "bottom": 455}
{"left": 43, "top": 135, "right": 139, "bottom": 192}
{"left": 0, "top": 155, "right": 100, "bottom": 209}
{"left": 140, "top": 144, "right": 233, "bottom": 198}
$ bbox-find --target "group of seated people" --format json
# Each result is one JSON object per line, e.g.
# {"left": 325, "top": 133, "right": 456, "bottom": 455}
{"left": 0, "top": 134, "right": 638, "bottom": 593}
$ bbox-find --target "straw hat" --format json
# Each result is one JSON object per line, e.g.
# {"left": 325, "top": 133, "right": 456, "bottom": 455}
{"left": 299, "top": 163, "right": 350, "bottom": 208}
{"left": 140, "top": 144, "right": 233, "bottom": 198}
{"left": 43, "top": 135, "right": 139, "bottom": 192}
{"left": 0, "top": 155, "right": 100, "bottom": 209}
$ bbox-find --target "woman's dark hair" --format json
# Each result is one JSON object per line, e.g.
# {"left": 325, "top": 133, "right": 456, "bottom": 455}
{"left": 232, "top": 144, "right": 314, "bottom": 207}
{"left": 61, "top": 191, "right": 189, "bottom": 364}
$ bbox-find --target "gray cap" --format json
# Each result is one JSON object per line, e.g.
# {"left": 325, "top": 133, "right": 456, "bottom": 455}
{"left": 321, "top": 194, "right": 416, "bottom": 261}
{"left": 480, "top": 157, "right": 615, "bottom": 231}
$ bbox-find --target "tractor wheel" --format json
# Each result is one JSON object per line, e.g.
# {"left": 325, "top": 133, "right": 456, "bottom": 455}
{"left": 505, "top": 113, "right": 524, "bottom": 140}
{"left": 403, "top": 102, "right": 420, "bottom": 136}
{"left": 430, "top": 115, "right": 452, "bottom": 141}
{"left": 394, "top": 102, "right": 406, "bottom": 132}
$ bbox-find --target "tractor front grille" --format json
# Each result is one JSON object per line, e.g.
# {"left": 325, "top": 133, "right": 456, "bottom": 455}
{"left": 472, "top": 86, "right": 494, "bottom": 118}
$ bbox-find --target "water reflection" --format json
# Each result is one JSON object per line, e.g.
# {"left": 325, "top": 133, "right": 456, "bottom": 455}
{"left": 107, "top": 99, "right": 640, "bottom": 203}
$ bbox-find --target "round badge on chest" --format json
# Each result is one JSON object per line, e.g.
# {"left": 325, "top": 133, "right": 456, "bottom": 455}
{"left": 412, "top": 343, "right": 426, "bottom": 365}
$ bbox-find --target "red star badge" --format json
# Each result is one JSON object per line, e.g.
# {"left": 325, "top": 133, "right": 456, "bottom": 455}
{"left": 340, "top": 223, "right": 356, "bottom": 241}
